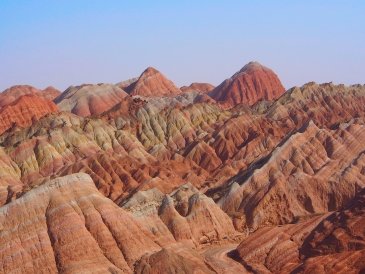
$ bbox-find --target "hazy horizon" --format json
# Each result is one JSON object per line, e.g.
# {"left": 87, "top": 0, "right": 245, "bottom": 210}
{"left": 1, "top": 0, "right": 364, "bottom": 92}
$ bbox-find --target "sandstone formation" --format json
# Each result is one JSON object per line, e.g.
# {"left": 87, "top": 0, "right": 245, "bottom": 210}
{"left": 267, "top": 82, "right": 365, "bottom": 128}
{"left": 0, "top": 94, "right": 58, "bottom": 135}
{"left": 209, "top": 61, "right": 285, "bottom": 107}
{"left": 181, "top": 82, "right": 215, "bottom": 93}
{"left": 218, "top": 120, "right": 365, "bottom": 229}
{"left": 54, "top": 83, "right": 128, "bottom": 117}
{"left": 236, "top": 214, "right": 329, "bottom": 272}
{"left": 235, "top": 188, "right": 365, "bottom": 273}
{"left": 0, "top": 110, "right": 211, "bottom": 206}
{"left": 0, "top": 85, "right": 60, "bottom": 108}
{"left": 124, "top": 67, "right": 181, "bottom": 97}
{"left": 0, "top": 173, "right": 161, "bottom": 273}
{"left": 135, "top": 246, "right": 214, "bottom": 274}
{"left": 122, "top": 183, "right": 236, "bottom": 246}
{"left": 0, "top": 173, "right": 240, "bottom": 273}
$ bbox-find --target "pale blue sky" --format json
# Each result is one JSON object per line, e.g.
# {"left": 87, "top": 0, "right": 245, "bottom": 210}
{"left": 0, "top": 1, "right": 364, "bottom": 91}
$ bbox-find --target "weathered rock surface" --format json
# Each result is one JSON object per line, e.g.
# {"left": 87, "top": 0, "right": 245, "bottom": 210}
{"left": 124, "top": 67, "right": 181, "bottom": 97}
{"left": 135, "top": 245, "right": 214, "bottom": 274}
{"left": 267, "top": 82, "right": 365, "bottom": 128}
{"left": 235, "top": 188, "right": 365, "bottom": 273}
{"left": 54, "top": 83, "right": 128, "bottom": 117}
{"left": 122, "top": 183, "right": 236, "bottom": 246}
{"left": 0, "top": 174, "right": 239, "bottom": 273}
{"left": 218, "top": 120, "right": 365, "bottom": 229}
{"left": 0, "top": 111, "right": 211, "bottom": 206}
{"left": 236, "top": 214, "right": 329, "bottom": 273}
{"left": 209, "top": 61, "right": 285, "bottom": 107}
{"left": 0, "top": 173, "right": 161, "bottom": 273}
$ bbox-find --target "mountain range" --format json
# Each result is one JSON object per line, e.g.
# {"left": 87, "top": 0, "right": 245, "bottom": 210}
{"left": 0, "top": 61, "right": 364, "bottom": 273}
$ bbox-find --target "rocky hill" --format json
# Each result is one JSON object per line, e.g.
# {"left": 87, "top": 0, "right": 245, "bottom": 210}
{"left": 124, "top": 67, "right": 182, "bottom": 97}
{"left": 54, "top": 83, "right": 128, "bottom": 117}
{"left": 209, "top": 61, "right": 285, "bottom": 107}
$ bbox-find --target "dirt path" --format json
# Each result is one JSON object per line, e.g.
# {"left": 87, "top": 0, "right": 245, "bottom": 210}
{"left": 202, "top": 244, "right": 249, "bottom": 273}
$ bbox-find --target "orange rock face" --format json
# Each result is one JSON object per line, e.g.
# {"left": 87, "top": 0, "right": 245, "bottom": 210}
{"left": 209, "top": 61, "right": 285, "bottom": 107}
{"left": 0, "top": 94, "right": 58, "bottom": 134}
{"left": 124, "top": 67, "right": 182, "bottom": 97}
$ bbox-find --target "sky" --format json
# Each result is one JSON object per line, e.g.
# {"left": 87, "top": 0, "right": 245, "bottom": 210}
{"left": 0, "top": 0, "right": 364, "bottom": 91}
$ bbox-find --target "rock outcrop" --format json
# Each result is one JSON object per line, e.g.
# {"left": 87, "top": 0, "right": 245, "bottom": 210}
{"left": 54, "top": 83, "right": 128, "bottom": 117}
{"left": 124, "top": 67, "right": 181, "bottom": 97}
{"left": 209, "top": 61, "right": 285, "bottom": 107}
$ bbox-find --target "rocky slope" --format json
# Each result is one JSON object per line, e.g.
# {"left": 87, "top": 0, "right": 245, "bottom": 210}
{"left": 122, "top": 183, "right": 236, "bottom": 246}
{"left": 209, "top": 61, "right": 285, "bottom": 107}
{"left": 218, "top": 119, "right": 365, "bottom": 229}
{"left": 0, "top": 110, "right": 213, "bottom": 206}
{"left": 124, "top": 67, "right": 182, "bottom": 97}
{"left": 54, "top": 83, "right": 128, "bottom": 117}
{"left": 0, "top": 173, "right": 222, "bottom": 273}
{"left": 235, "top": 187, "right": 365, "bottom": 273}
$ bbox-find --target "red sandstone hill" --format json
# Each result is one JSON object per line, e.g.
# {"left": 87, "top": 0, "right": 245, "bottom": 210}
{"left": 209, "top": 61, "right": 285, "bottom": 107}
{"left": 181, "top": 82, "right": 215, "bottom": 93}
{"left": 124, "top": 67, "right": 182, "bottom": 97}
{"left": 0, "top": 85, "right": 61, "bottom": 108}
{"left": 0, "top": 94, "right": 58, "bottom": 134}
{"left": 54, "top": 83, "right": 128, "bottom": 117}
